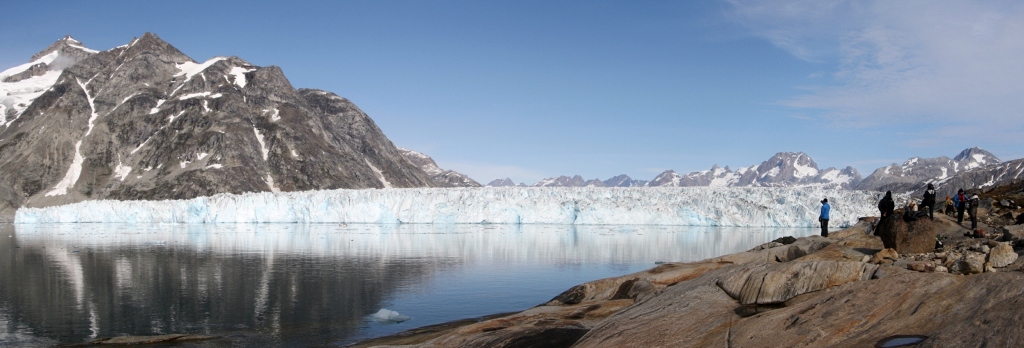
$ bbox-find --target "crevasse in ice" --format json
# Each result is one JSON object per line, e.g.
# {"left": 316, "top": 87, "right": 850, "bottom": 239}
{"left": 14, "top": 187, "right": 896, "bottom": 227}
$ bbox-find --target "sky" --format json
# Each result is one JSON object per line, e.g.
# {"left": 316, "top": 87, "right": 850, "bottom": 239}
{"left": 2, "top": 0, "right": 1022, "bottom": 185}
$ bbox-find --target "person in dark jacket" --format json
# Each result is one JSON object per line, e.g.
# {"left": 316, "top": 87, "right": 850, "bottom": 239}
{"left": 922, "top": 183, "right": 937, "bottom": 220}
{"left": 953, "top": 189, "right": 969, "bottom": 225}
{"left": 878, "top": 191, "right": 895, "bottom": 218}
{"left": 968, "top": 194, "right": 980, "bottom": 229}
{"left": 819, "top": 198, "right": 830, "bottom": 237}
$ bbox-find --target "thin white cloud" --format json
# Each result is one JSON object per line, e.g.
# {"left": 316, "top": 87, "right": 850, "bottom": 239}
{"left": 727, "top": 0, "right": 1024, "bottom": 141}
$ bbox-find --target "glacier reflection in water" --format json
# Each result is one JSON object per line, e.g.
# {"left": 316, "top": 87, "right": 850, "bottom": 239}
{"left": 1, "top": 223, "right": 815, "bottom": 346}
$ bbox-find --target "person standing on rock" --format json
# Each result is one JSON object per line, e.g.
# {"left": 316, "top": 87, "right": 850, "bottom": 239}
{"left": 819, "top": 198, "right": 830, "bottom": 237}
{"left": 878, "top": 191, "right": 895, "bottom": 219}
{"left": 953, "top": 189, "right": 969, "bottom": 225}
{"left": 969, "top": 194, "right": 980, "bottom": 230}
{"left": 922, "top": 183, "right": 937, "bottom": 220}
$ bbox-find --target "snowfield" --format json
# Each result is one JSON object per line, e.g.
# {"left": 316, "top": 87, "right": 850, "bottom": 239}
{"left": 15, "top": 187, "right": 896, "bottom": 227}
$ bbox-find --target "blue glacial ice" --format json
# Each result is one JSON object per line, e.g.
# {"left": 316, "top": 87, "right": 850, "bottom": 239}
{"left": 15, "top": 187, "right": 893, "bottom": 227}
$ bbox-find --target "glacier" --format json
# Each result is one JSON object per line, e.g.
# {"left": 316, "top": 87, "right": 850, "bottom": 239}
{"left": 15, "top": 187, "right": 899, "bottom": 227}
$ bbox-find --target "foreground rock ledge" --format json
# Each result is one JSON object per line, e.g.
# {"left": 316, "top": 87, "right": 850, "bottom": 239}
{"left": 353, "top": 215, "right": 1024, "bottom": 348}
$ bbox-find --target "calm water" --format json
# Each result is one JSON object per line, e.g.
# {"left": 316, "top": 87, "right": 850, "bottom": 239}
{"left": 0, "top": 223, "right": 814, "bottom": 347}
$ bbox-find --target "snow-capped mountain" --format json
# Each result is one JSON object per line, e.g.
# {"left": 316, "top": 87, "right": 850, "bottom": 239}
{"left": 532, "top": 175, "right": 600, "bottom": 187}
{"left": 855, "top": 147, "right": 1000, "bottom": 193}
{"left": 602, "top": 174, "right": 648, "bottom": 187}
{"left": 0, "top": 33, "right": 433, "bottom": 220}
{"left": 486, "top": 178, "right": 526, "bottom": 187}
{"left": 932, "top": 157, "right": 1024, "bottom": 198}
{"left": 525, "top": 174, "right": 647, "bottom": 187}
{"left": 398, "top": 148, "right": 481, "bottom": 187}
{"left": 1, "top": 36, "right": 97, "bottom": 127}
{"left": 649, "top": 152, "right": 862, "bottom": 189}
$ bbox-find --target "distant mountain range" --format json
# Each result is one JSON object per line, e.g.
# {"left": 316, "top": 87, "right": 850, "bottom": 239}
{"left": 480, "top": 147, "right": 1023, "bottom": 198}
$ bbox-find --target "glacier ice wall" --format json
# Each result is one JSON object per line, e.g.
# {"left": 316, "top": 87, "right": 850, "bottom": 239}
{"left": 15, "top": 187, "right": 894, "bottom": 227}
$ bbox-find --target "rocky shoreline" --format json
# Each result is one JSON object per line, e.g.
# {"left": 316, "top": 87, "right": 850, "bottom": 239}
{"left": 351, "top": 186, "right": 1024, "bottom": 347}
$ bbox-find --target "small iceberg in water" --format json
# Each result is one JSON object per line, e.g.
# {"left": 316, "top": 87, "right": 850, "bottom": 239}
{"left": 370, "top": 309, "right": 411, "bottom": 323}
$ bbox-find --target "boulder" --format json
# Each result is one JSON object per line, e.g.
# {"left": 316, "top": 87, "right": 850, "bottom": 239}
{"left": 906, "top": 262, "right": 936, "bottom": 272}
{"left": 772, "top": 236, "right": 797, "bottom": 245}
{"left": 987, "top": 243, "right": 1018, "bottom": 268}
{"left": 954, "top": 254, "right": 986, "bottom": 275}
{"left": 750, "top": 241, "right": 784, "bottom": 251}
{"left": 1004, "top": 225, "right": 1024, "bottom": 240}
{"left": 875, "top": 215, "right": 938, "bottom": 254}
{"left": 870, "top": 248, "right": 899, "bottom": 264}
{"left": 716, "top": 260, "right": 877, "bottom": 305}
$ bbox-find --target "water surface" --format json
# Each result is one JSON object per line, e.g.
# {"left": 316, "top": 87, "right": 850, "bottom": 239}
{"left": 0, "top": 223, "right": 814, "bottom": 347}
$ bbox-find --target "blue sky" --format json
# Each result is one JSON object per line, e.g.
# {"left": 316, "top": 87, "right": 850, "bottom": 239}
{"left": 3, "top": 1, "right": 1022, "bottom": 184}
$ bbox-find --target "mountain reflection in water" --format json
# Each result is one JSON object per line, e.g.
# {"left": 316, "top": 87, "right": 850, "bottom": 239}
{"left": 0, "top": 223, "right": 813, "bottom": 346}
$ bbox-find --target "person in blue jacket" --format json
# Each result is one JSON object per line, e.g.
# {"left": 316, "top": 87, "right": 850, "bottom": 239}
{"left": 953, "top": 189, "right": 969, "bottom": 225}
{"left": 819, "top": 198, "right": 830, "bottom": 237}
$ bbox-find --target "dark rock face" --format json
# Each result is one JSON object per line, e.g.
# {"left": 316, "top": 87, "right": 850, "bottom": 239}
{"left": 876, "top": 214, "right": 939, "bottom": 254}
{"left": 0, "top": 33, "right": 433, "bottom": 220}
{"left": 398, "top": 147, "right": 481, "bottom": 187}
{"left": 1, "top": 63, "right": 48, "bottom": 83}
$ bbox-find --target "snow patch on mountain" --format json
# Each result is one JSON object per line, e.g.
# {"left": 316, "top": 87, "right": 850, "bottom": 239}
{"left": 229, "top": 66, "right": 255, "bottom": 88}
{"left": 253, "top": 126, "right": 268, "bottom": 161}
{"left": 1, "top": 37, "right": 97, "bottom": 127}
{"left": 174, "top": 57, "right": 227, "bottom": 80}
{"left": 365, "top": 159, "right": 392, "bottom": 188}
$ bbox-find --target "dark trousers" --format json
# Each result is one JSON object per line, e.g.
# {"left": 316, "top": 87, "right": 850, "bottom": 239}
{"left": 820, "top": 218, "right": 829, "bottom": 237}
{"left": 922, "top": 204, "right": 934, "bottom": 220}
{"left": 957, "top": 207, "right": 965, "bottom": 224}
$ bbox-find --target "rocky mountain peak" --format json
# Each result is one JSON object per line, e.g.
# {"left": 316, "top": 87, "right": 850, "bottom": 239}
{"left": 487, "top": 178, "right": 521, "bottom": 187}
{"left": 29, "top": 35, "right": 96, "bottom": 63}
{"left": 0, "top": 33, "right": 435, "bottom": 220}
{"left": 752, "top": 152, "right": 819, "bottom": 183}
{"left": 603, "top": 174, "right": 648, "bottom": 187}
{"left": 533, "top": 175, "right": 588, "bottom": 187}
{"left": 398, "top": 148, "right": 481, "bottom": 187}
{"left": 119, "top": 33, "right": 193, "bottom": 65}
{"left": 855, "top": 147, "right": 1001, "bottom": 193}
{"left": 953, "top": 147, "right": 999, "bottom": 169}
